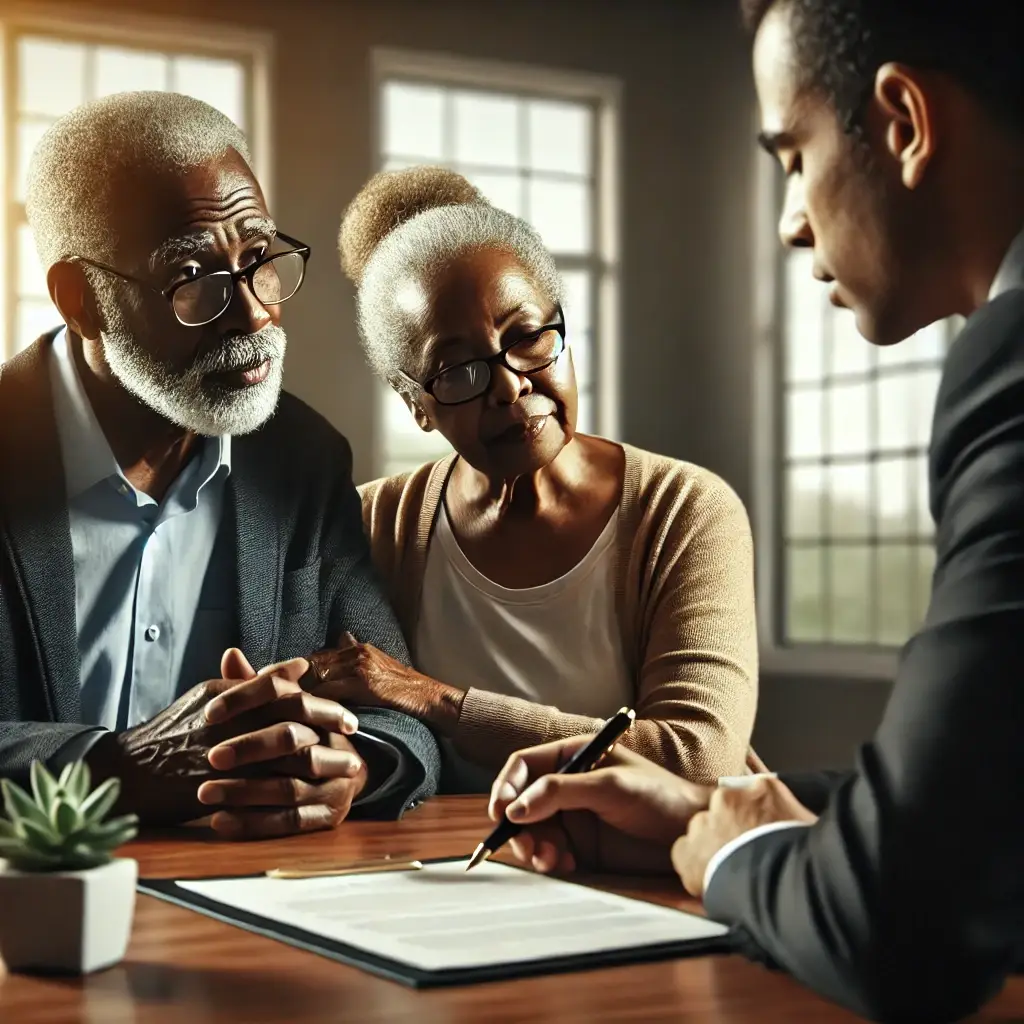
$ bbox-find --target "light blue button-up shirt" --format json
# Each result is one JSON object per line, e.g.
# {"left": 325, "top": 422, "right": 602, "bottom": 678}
{"left": 49, "top": 330, "right": 232, "bottom": 731}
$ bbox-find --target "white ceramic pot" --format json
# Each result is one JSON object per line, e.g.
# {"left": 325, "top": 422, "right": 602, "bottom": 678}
{"left": 0, "top": 856, "right": 137, "bottom": 974}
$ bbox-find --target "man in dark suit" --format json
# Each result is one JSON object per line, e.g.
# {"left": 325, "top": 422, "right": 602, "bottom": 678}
{"left": 486, "top": 1, "right": 1024, "bottom": 1020}
{"left": 1, "top": 90, "right": 439, "bottom": 838}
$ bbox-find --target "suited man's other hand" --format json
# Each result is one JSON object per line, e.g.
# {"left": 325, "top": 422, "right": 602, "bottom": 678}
{"left": 488, "top": 736, "right": 713, "bottom": 876}
{"left": 670, "top": 776, "right": 817, "bottom": 898}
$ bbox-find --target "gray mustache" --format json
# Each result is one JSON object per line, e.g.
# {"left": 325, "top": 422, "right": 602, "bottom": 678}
{"left": 194, "top": 326, "right": 287, "bottom": 375}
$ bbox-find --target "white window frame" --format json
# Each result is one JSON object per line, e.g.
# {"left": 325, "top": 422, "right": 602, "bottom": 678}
{"left": 0, "top": 1, "right": 274, "bottom": 362}
{"left": 370, "top": 47, "right": 622, "bottom": 478}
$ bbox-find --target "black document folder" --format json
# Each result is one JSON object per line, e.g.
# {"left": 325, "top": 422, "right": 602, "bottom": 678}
{"left": 138, "top": 857, "right": 735, "bottom": 989}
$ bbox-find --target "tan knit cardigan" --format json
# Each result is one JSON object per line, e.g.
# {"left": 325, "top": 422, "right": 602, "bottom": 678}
{"left": 358, "top": 443, "right": 758, "bottom": 785}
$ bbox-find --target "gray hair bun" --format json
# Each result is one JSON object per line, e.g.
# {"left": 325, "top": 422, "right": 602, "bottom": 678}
{"left": 338, "top": 166, "right": 488, "bottom": 285}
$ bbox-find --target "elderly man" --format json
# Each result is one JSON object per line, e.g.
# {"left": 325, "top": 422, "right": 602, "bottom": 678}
{"left": 0, "top": 91, "right": 439, "bottom": 839}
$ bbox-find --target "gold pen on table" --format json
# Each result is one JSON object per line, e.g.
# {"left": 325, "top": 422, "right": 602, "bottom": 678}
{"left": 466, "top": 707, "right": 636, "bottom": 871}
{"left": 266, "top": 857, "right": 423, "bottom": 879}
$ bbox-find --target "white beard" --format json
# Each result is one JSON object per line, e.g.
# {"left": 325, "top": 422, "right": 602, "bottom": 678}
{"left": 99, "top": 303, "right": 287, "bottom": 437}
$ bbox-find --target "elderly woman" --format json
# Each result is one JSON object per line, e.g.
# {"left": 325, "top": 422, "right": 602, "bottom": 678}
{"left": 315, "top": 166, "right": 758, "bottom": 791}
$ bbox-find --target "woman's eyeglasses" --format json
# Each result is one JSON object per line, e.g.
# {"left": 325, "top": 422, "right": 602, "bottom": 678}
{"left": 398, "top": 309, "right": 567, "bottom": 406}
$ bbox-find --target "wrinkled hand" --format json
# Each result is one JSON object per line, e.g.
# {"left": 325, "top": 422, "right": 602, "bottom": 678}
{"left": 86, "top": 651, "right": 359, "bottom": 833}
{"left": 670, "top": 775, "right": 817, "bottom": 897}
{"left": 194, "top": 649, "right": 369, "bottom": 840}
{"left": 307, "top": 632, "right": 465, "bottom": 734}
{"left": 489, "top": 736, "right": 713, "bottom": 875}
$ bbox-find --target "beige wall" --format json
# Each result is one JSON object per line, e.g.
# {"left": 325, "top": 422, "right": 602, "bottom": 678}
{"left": 7, "top": 0, "right": 892, "bottom": 769}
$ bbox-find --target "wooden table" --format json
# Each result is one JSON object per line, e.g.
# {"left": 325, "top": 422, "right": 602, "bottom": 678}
{"left": 1, "top": 796, "right": 1021, "bottom": 1023}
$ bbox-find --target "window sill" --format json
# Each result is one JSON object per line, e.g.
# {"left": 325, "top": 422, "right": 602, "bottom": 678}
{"left": 759, "top": 645, "right": 899, "bottom": 683}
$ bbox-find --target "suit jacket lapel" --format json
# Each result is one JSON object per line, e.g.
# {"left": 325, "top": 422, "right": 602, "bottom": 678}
{"left": 228, "top": 436, "right": 283, "bottom": 671}
{"left": 0, "top": 336, "right": 80, "bottom": 722}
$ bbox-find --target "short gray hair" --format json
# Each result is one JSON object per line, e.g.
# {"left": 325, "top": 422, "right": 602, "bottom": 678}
{"left": 26, "top": 90, "right": 253, "bottom": 272}
{"left": 338, "top": 167, "right": 563, "bottom": 384}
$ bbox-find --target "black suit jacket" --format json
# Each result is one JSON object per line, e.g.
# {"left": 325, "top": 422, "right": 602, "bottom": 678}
{"left": 0, "top": 334, "right": 440, "bottom": 818}
{"left": 705, "top": 292, "right": 1024, "bottom": 1022}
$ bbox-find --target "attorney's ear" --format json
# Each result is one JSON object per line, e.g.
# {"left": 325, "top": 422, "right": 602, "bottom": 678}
{"left": 48, "top": 261, "right": 103, "bottom": 341}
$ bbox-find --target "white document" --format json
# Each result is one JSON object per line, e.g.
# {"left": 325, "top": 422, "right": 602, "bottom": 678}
{"left": 178, "top": 859, "right": 729, "bottom": 972}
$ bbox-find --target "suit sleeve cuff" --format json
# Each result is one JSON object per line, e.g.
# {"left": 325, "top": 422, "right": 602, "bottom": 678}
{"left": 47, "top": 728, "right": 108, "bottom": 777}
{"left": 703, "top": 821, "right": 811, "bottom": 894}
{"left": 348, "top": 730, "right": 406, "bottom": 808}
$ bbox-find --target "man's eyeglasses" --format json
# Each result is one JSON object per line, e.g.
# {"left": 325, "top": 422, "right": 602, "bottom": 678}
{"left": 67, "top": 231, "right": 311, "bottom": 327}
{"left": 397, "top": 309, "right": 567, "bottom": 406}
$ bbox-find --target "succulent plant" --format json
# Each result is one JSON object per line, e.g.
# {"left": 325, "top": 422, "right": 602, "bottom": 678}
{"left": 0, "top": 760, "right": 138, "bottom": 872}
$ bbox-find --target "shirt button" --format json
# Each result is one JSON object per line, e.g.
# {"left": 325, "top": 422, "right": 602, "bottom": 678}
{"left": 145, "top": 625, "right": 161, "bottom": 642}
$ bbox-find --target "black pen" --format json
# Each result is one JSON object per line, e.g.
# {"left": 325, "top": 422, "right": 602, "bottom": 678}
{"left": 466, "top": 707, "right": 636, "bottom": 872}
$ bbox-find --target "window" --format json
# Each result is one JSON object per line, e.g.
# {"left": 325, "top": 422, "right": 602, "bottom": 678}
{"left": 756, "top": 163, "right": 960, "bottom": 667}
{"left": 372, "top": 50, "right": 620, "bottom": 478}
{"left": 0, "top": 10, "right": 271, "bottom": 361}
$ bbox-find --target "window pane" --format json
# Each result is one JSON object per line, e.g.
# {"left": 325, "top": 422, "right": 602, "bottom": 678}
{"left": 17, "top": 224, "right": 48, "bottom": 299}
{"left": 527, "top": 99, "right": 591, "bottom": 176}
{"left": 785, "top": 465, "right": 824, "bottom": 539}
{"left": 569, "top": 331, "right": 592, "bottom": 390}
{"left": 18, "top": 37, "right": 86, "bottom": 116}
{"left": 784, "top": 250, "right": 824, "bottom": 384}
{"left": 827, "top": 546, "right": 871, "bottom": 644}
{"left": 171, "top": 57, "right": 246, "bottom": 130}
{"left": 875, "top": 456, "right": 913, "bottom": 537}
{"left": 828, "top": 462, "right": 870, "bottom": 538}
{"left": 576, "top": 388, "right": 594, "bottom": 434}
{"left": 561, "top": 270, "right": 591, "bottom": 335}
{"left": 876, "top": 544, "right": 913, "bottom": 646}
{"left": 827, "top": 381, "right": 870, "bottom": 457}
{"left": 913, "top": 544, "right": 936, "bottom": 626}
{"left": 915, "top": 453, "right": 933, "bottom": 535}
{"left": 829, "top": 306, "right": 871, "bottom": 376}
{"left": 526, "top": 178, "right": 590, "bottom": 254}
{"left": 95, "top": 47, "right": 168, "bottom": 97}
{"left": 911, "top": 369, "right": 941, "bottom": 447}
{"left": 876, "top": 373, "right": 914, "bottom": 451}
{"left": 463, "top": 171, "right": 521, "bottom": 216}
{"left": 786, "top": 546, "right": 825, "bottom": 642}
{"left": 382, "top": 83, "right": 445, "bottom": 160}
{"left": 16, "top": 299, "right": 61, "bottom": 353}
{"left": 453, "top": 91, "right": 519, "bottom": 168}
{"left": 16, "top": 119, "right": 54, "bottom": 202}
{"left": 786, "top": 388, "right": 824, "bottom": 459}
{"left": 877, "top": 319, "right": 946, "bottom": 367}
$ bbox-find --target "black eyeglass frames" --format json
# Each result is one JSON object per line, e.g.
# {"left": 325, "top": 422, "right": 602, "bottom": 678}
{"left": 67, "top": 231, "right": 311, "bottom": 328}
{"left": 397, "top": 308, "right": 568, "bottom": 406}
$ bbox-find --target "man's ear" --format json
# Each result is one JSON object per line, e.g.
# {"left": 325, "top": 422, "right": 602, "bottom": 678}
{"left": 874, "top": 62, "right": 937, "bottom": 190}
{"left": 48, "top": 261, "right": 103, "bottom": 341}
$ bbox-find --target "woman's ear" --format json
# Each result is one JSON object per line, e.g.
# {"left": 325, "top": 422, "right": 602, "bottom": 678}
{"left": 48, "top": 261, "right": 103, "bottom": 341}
{"left": 389, "top": 378, "right": 434, "bottom": 433}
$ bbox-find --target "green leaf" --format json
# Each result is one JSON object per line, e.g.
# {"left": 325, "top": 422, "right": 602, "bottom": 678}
{"left": 53, "top": 799, "right": 81, "bottom": 837}
{"left": 65, "top": 761, "right": 92, "bottom": 805}
{"left": 19, "top": 816, "right": 60, "bottom": 849}
{"left": 62, "top": 847, "right": 112, "bottom": 871}
{"left": 4, "top": 847, "right": 64, "bottom": 871}
{"left": 58, "top": 762, "right": 76, "bottom": 790}
{"left": 79, "top": 777, "right": 121, "bottom": 826}
{"left": 76, "top": 816, "right": 138, "bottom": 847}
{"left": 30, "top": 761, "right": 59, "bottom": 810}
{"left": 2, "top": 778, "right": 52, "bottom": 832}
{"left": 0, "top": 818, "right": 17, "bottom": 840}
